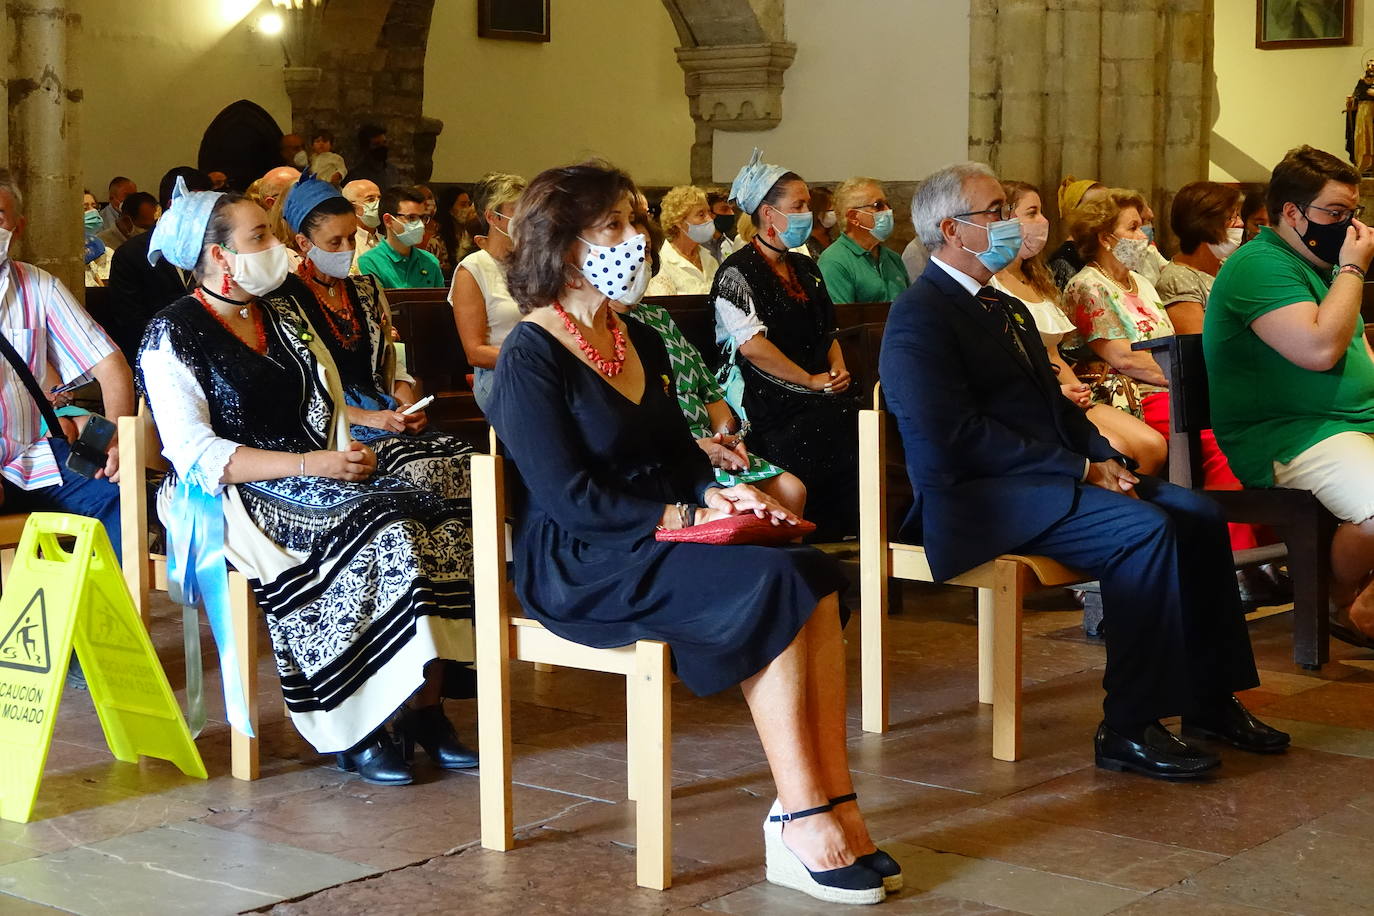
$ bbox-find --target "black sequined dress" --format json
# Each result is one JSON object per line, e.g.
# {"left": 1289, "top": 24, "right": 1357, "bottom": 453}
{"left": 291, "top": 270, "right": 473, "bottom": 502}
{"left": 137, "top": 290, "right": 473, "bottom": 753}
{"left": 712, "top": 242, "right": 859, "bottom": 538}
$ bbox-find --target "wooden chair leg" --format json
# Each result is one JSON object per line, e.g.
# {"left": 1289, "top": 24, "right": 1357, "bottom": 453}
{"left": 625, "top": 675, "right": 641, "bottom": 802}
{"left": 230, "top": 572, "right": 261, "bottom": 781}
{"left": 477, "top": 620, "right": 514, "bottom": 851}
{"left": 0, "top": 547, "right": 14, "bottom": 590}
{"left": 1283, "top": 516, "right": 1332, "bottom": 670}
{"left": 977, "top": 587, "right": 994, "bottom": 705}
{"left": 858, "top": 408, "right": 890, "bottom": 734}
{"left": 631, "top": 640, "right": 671, "bottom": 890}
{"left": 990, "top": 560, "right": 1024, "bottom": 762}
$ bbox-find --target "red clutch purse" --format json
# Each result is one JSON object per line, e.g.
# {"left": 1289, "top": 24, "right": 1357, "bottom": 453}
{"left": 655, "top": 513, "right": 816, "bottom": 546}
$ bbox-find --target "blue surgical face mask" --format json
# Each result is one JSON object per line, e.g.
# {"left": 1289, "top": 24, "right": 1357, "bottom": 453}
{"left": 307, "top": 243, "right": 355, "bottom": 279}
{"left": 954, "top": 216, "right": 1023, "bottom": 273}
{"left": 868, "top": 209, "right": 894, "bottom": 242}
{"left": 765, "top": 205, "right": 813, "bottom": 249}
{"left": 1142, "top": 224, "right": 1156, "bottom": 244}
{"left": 83, "top": 210, "right": 103, "bottom": 232}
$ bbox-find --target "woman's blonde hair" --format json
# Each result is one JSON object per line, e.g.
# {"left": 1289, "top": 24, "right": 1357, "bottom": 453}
{"left": 1067, "top": 188, "right": 1148, "bottom": 262}
{"left": 659, "top": 185, "right": 708, "bottom": 239}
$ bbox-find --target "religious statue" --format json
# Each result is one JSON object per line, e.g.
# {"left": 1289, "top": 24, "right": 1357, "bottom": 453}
{"left": 1345, "top": 58, "right": 1374, "bottom": 174}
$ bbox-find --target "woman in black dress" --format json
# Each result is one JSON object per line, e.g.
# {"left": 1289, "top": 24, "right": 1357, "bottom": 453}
{"left": 486, "top": 163, "right": 897, "bottom": 906}
{"left": 712, "top": 149, "right": 859, "bottom": 539}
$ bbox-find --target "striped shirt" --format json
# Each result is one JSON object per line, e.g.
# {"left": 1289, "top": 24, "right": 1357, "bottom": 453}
{"left": 1, "top": 260, "right": 116, "bottom": 490}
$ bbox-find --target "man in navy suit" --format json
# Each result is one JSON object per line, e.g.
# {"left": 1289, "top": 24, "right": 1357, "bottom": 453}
{"left": 878, "top": 162, "right": 1287, "bottom": 779}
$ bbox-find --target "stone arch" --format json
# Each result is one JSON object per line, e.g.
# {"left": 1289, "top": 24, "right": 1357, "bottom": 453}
{"left": 198, "top": 100, "right": 284, "bottom": 191}
{"left": 281, "top": 0, "right": 442, "bottom": 185}
{"left": 660, "top": 0, "right": 796, "bottom": 182}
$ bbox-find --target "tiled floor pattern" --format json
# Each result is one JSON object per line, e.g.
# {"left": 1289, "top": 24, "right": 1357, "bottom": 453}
{"left": 1, "top": 582, "right": 1372, "bottom": 915}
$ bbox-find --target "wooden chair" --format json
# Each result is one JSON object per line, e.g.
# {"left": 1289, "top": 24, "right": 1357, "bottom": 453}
{"left": 1133, "top": 335, "right": 1337, "bottom": 669}
{"left": 471, "top": 434, "right": 673, "bottom": 890}
{"left": 0, "top": 513, "right": 29, "bottom": 590}
{"left": 118, "top": 402, "right": 263, "bottom": 779}
{"left": 858, "top": 385, "right": 1090, "bottom": 760}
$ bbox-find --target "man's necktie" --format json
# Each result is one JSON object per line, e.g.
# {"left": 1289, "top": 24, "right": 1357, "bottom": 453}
{"left": 975, "top": 286, "right": 1032, "bottom": 367}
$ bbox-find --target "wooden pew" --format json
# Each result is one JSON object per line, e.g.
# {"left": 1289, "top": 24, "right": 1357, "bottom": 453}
{"left": 384, "top": 287, "right": 486, "bottom": 445}
{"left": 1132, "top": 334, "right": 1336, "bottom": 669}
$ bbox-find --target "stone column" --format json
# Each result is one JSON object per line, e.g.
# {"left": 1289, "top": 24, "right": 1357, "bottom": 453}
{"left": 971, "top": 0, "right": 1213, "bottom": 252}
{"left": 7, "top": 0, "right": 83, "bottom": 295}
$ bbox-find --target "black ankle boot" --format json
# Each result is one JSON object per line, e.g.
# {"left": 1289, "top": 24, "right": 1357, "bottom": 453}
{"left": 336, "top": 727, "right": 413, "bottom": 786}
{"left": 401, "top": 703, "right": 478, "bottom": 769}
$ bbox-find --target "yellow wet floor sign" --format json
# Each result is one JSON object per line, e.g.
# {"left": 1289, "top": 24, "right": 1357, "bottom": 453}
{"left": 0, "top": 512, "right": 206, "bottom": 823}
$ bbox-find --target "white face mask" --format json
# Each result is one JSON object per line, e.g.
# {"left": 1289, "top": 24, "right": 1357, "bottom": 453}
{"left": 684, "top": 219, "right": 715, "bottom": 244}
{"left": 577, "top": 233, "right": 647, "bottom": 301}
{"left": 1111, "top": 235, "right": 1150, "bottom": 273}
{"left": 393, "top": 218, "right": 425, "bottom": 248}
{"left": 227, "top": 243, "right": 290, "bottom": 297}
{"left": 293, "top": 150, "right": 309, "bottom": 169}
{"left": 820, "top": 210, "right": 838, "bottom": 229}
{"left": 1018, "top": 218, "right": 1050, "bottom": 259}
{"left": 307, "top": 243, "right": 355, "bottom": 279}
{"left": 1208, "top": 227, "right": 1245, "bottom": 262}
{"left": 0, "top": 227, "right": 11, "bottom": 266}
{"left": 360, "top": 200, "right": 381, "bottom": 229}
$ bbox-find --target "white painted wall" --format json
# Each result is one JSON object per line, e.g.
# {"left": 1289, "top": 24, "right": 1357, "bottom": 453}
{"left": 1211, "top": 1, "right": 1372, "bottom": 181}
{"left": 74, "top": 0, "right": 290, "bottom": 196}
{"left": 424, "top": 0, "right": 694, "bottom": 186}
{"left": 712, "top": 0, "right": 971, "bottom": 184}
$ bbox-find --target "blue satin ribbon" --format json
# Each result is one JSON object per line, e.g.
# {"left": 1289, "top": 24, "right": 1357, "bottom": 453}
{"left": 164, "top": 478, "right": 255, "bottom": 738}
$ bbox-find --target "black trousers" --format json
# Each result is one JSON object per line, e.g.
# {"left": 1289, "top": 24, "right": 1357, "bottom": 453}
{"left": 1020, "top": 476, "right": 1261, "bottom": 725}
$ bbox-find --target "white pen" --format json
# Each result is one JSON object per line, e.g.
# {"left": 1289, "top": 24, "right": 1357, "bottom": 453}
{"left": 401, "top": 395, "right": 434, "bottom": 416}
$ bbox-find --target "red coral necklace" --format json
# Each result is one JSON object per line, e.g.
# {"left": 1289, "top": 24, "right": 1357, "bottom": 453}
{"left": 194, "top": 287, "right": 266, "bottom": 354}
{"left": 552, "top": 301, "right": 626, "bottom": 376}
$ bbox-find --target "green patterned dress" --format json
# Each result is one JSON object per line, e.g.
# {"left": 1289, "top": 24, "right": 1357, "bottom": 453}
{"left": 631, "top": 301, "right": 786, "bottom": 487}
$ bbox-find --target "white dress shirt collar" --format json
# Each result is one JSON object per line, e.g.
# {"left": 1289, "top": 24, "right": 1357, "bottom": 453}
{"left": 931, "top": 254, "right": 985, "bottom": 298}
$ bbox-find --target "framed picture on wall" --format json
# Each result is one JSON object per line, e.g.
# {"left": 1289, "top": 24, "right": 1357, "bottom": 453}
{"left": 478, "top": 0, "right": 550, "bottom": 42}
{"left": 1256, "top": 0, "right": 1352, "bottom": 50}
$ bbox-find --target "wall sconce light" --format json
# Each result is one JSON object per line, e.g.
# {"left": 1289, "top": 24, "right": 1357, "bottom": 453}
{"left": 257, "top": 10, "right": 285, "bottom": 35}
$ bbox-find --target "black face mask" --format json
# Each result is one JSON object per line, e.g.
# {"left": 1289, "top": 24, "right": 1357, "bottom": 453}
{"left": 1297, "top": 209, "right": 1351, "bottom": 266}
{"left": 713, "top": 213, "right": 735, "bottom": 238}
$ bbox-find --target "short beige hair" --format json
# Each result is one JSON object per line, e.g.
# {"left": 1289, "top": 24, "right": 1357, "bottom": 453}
{"left": 473, "top": 171, "right": 526, "bottom": 230}
{"left": 1068, "top": 188, "right": 1149, "bottom": 261}
{"left": 833, "top": 177, "right": 883, "bottom": 224}
{"left": 659, "top": 185, "right": 708, "bottom": 239}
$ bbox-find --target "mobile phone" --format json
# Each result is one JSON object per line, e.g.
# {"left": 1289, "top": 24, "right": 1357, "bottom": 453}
{"left": 401, "top": 395, "right": 434, "bottom": 416}
{"left": 65, "top": 414, "right": 116, "bottom": 479}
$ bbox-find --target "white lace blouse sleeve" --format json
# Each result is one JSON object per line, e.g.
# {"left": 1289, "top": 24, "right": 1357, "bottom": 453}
{"left": 712, "top": 269, "right": 767, "bottom": 348}
{"left": 138, "top": 329, "right": 243, "bottom": 494}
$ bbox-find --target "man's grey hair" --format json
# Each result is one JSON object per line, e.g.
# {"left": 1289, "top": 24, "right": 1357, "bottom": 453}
{"left": 911, "top": 161, "right": 997, "bottom": 251}
{"left": 0, "top": 169, "right": 23, "bottom": 215}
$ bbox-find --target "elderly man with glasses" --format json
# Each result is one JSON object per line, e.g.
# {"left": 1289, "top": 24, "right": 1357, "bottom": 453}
{"left": 1206, "top": 145, "right": 1374, "bottom": 649}
{"left": 817, "top": 177, "right": 910, "bottom": 304}
{"left": 878, "top": 161, "right": 1287, "bottom": 782}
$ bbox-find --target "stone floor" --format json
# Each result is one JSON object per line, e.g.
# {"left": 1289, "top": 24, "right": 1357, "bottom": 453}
{"left": 1, "top": 581, "right": 1373, "bottom": 915}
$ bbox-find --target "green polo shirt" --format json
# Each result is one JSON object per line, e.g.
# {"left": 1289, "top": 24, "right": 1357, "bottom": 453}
{"left": 817, "top": 232, "right": 910, "bottom": 303}
{"left": 357, "top": 239, "right": 443, "bottom": 289}
{"left": 1203, "top": 226, "right": 1374, "bottom": 487}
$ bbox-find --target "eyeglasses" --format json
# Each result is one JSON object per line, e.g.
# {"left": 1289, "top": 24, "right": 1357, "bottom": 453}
{"left": 1302, "top": 203, "right": 1363, "bottom": 224}
{"left": 853, "top": 200, "right": 891, "bottom": 212}
{"left": 952, "top": 204, "right": 1011, "bottom": 221}
{"left": 397, "top": 213, "right": 433, "bottom": 224}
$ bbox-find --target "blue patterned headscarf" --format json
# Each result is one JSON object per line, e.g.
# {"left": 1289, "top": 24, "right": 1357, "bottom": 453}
{"left": 147, "top": 176, "right": 224, "bottom": 270}
{"left": 282, "top": 172, "right": 344, "bottom": 235}
{"left": 729, "top": 148, "right": 791, "bottom": 215}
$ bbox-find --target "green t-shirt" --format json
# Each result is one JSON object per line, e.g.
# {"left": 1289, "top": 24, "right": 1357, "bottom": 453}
{"left": 817, "top": 233, "right": 909, "bottom": 304}
{"left": 1203, "top": 226, "right": 1374, "bottom": 486}
{"left": 357, "top": 240, "right": 444, "bottom": 289}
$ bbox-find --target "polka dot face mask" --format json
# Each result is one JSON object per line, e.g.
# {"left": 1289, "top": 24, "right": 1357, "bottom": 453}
{"left": 577, "top": 232, "right": 647, "bottom": 301}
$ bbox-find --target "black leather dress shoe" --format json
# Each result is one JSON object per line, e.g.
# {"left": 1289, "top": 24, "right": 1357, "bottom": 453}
{"left": 1095, "top": 722, "right": 1220, "bottom": 780}
{"left": 1183, "top": 695, "right": 1290, "bottom": 754}
{"left": 401, "top": 704, "right": 479, "bottom": 769}
{"left": 336, "top": 728, "right": 413, "bottom": 785}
